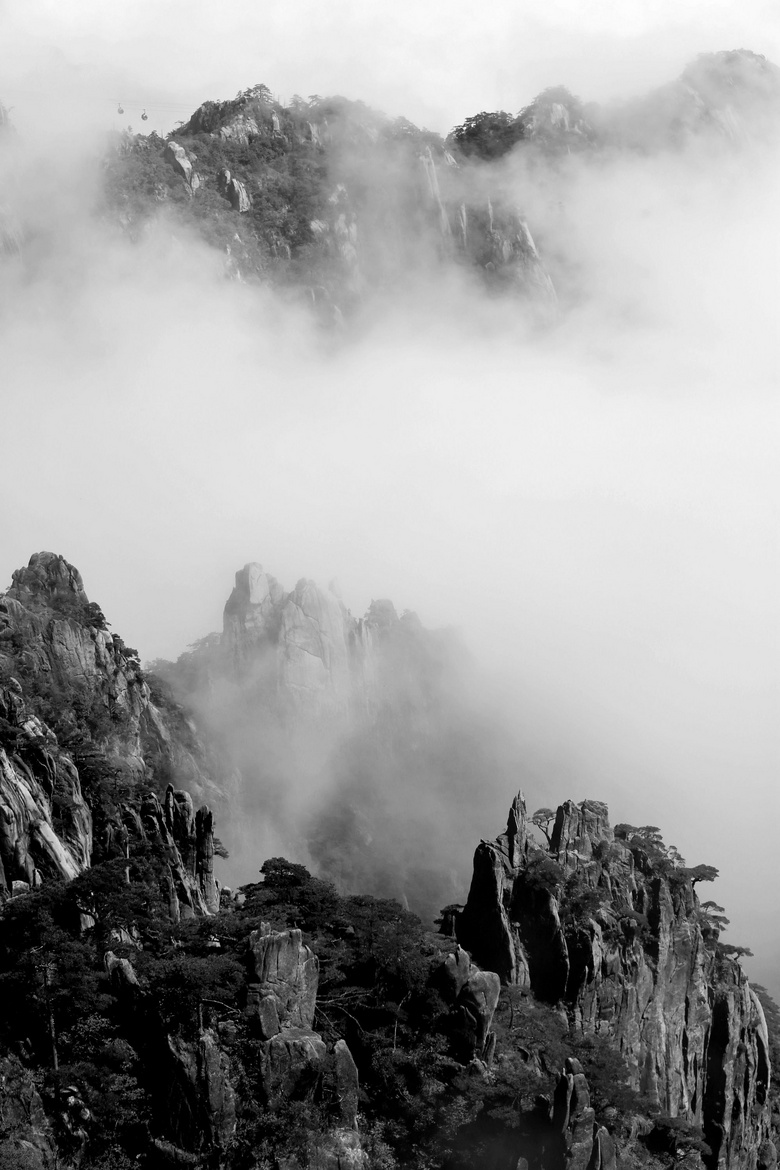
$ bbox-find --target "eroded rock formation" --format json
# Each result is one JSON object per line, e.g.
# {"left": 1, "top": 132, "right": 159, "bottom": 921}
{"left": 456, "top": 792, "right": 773, "bottom": 1170}
{"left": 146, "top": 922, "right": 364, "bottom": 1161}
{"left": 0, "top": 552, "right": 224, "bottom": 913}
{"left": 221, "top": 561, "right": 427, "bottom": 720}
{"left": 216, "top": 166, "right": 251, "bottom": 211}
{"left": 438, "top": 944, "right": 501, "bottom": 1061}
{"left": 0, "top": 676, "right": 92, "bottom": 890}
{"left": 0, "top": 553, "right": 222, "bottom": 802}
{"left": 164, "top": 140, "right": 200, "bottom": 191}
{"left": 247, "top": 923, "right": 319, "bottom": 1037}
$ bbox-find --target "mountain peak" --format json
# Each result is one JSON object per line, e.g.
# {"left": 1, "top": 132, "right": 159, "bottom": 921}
{"left": 8, "top": 551, "right": 89, "bottom": 613}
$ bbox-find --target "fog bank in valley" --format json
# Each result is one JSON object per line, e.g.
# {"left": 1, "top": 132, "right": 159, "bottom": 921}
{"left": 0, "top": 52, "right": 778, "bottom": 995}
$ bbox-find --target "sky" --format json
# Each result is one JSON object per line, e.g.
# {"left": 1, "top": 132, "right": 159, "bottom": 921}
{"left": 1, "top": 0, "right": 780, "bottom": 135}
{"left": 0, "top": 0, "right": 779, "bottom": 996}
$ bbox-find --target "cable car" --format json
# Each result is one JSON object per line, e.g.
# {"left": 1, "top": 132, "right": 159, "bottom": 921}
{"left": 141, "top": 110, "right": 148, "bottom": 121}
{"left": 117, "top": 103, "right": 124, "bottom": 114}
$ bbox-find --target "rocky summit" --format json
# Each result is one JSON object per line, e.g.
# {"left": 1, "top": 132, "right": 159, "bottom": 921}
{"left": 0, "top": 552, "right": 224, "bottom": 912}
{"left": 88, "top": 49, "right": 780, "bottom": 323}
{"left": 0, "top": 550, "right": 776, "bottom": 1169}
{"left": 456, "top": 795, "right": 773, "bottom": 1169}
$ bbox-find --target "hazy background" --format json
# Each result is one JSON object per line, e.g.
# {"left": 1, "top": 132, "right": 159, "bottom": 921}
{"left": 1, "top": 1, "right": 778, "bottom": 996}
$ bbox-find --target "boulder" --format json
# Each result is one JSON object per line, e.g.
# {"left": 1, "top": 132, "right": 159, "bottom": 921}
{"left": 216, "top": 167, "right": 251, "bottom": 212}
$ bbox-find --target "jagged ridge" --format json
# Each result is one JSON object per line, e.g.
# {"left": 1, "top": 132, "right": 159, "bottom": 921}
{"left": 456, "top": 793, "right": 773, "bottom": 1169}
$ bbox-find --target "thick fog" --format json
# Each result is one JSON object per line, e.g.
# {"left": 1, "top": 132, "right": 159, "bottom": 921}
{"left": 1, "top": 8, "right": 779, "bottom": 997}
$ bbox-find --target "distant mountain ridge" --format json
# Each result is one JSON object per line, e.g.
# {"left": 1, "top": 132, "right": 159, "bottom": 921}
{"left": 150, "top": 560, "right": 507, "bottom": 920}
{"left": 88, "top": 49, "right": 779, "bottom": 321}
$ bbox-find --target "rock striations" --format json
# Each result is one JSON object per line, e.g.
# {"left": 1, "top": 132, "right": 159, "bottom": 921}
{"left": 0, "top": 552, "right": 222, "bottom": 915}
{"left": 456, "top": 792, "right": 772, "bottom": 1170}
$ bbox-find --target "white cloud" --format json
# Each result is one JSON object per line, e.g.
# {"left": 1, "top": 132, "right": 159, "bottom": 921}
{"left": 1, "top": 1, "right": 778, "bottom": 991}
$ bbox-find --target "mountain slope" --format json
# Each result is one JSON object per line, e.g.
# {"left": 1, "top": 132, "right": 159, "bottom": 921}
{"left": 0, "top": 552, "right": 224, "bottom": 915}
{"left": 0, "top": 554, "right": 776, "bottom": 1168}
{"left": 91, "top": 49, "right": 780, "bottom": 326}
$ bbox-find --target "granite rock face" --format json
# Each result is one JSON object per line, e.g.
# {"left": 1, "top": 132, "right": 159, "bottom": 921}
{"left": 0, "top": 553, "right": 221, "bottom": 798}
{"left": 147, "top": 88, "right": 562, "bottom": 315}
{"left": 438, "top": 944, "right": 501, "bottom": 1060}
{"left": 549, "top": 1058, "right": 619, "bottom": 1170}
{"left": 164, "top": 140, "right": 200, "bottom": 191}
{"left": 216, "top": 166, "right": 251, "bottom": 211}
{"left": 241, "top": 924, "right": 365, "bottom": 1123}
{"left": 222, "top": 562, "right": 412, "bottom": 719}
{"left": 0, "top": 676, "right": 92, "bottom": 890}
{"left": 0, "top": 553, "right": 224, "bottom": 914}
{"left": 457, "top": 793, "right": 773, "bottom": 1170}
{"left": 247, "top": 923, "right": 319, "bottom": 1037}
{"left": 245, "top": 924, "right": 327, "bottom": 1103}
{"left": 140, "top": 785, "right": 219, "bottom": 918}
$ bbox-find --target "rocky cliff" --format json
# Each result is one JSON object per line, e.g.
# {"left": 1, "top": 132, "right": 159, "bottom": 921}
{"left": 95, "top": 50, "right": 780, "bottom": 325}
{"left": 100, "top": 87, "right": 561, "bottom": 318}
{"left": 0, "top": 552, "right": 775, "bottom": 1168}
{"left": 456, "top": 793, "right": 773, "bottom": 1170}
{"left": 0, "top": 552, "right": 223, "bottom": 916}
{"left": 220, "top": 562, "right": 426, "bottom": 720}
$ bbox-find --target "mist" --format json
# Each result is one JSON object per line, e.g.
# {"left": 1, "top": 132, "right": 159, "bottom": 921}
{"left": 1, "top": 42, "right": 779, "bottom": 998}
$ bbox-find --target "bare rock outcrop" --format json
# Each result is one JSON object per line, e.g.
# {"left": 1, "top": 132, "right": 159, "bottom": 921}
{"left": 216, "top": 166, "right": 251, "bottom": 211}
{"left": 438, "top": 944, "right": 501, "bottom": 1060}
{"left": 550, "top": 1057, "right": 618, "bottom": 1170}
{"left": 242, "top": 923, "right": 367, "bottom": 1125}
{"left": 456, "top": 792, "right": 773, "bottom": 1170}
{"left": 247, "top": 923, "right": 319, "bottom": 1037}
{"left": 0, "top": 554, "right": 220, "bottom": 794}
{"left": 140, "top": 785, "right": 219, "bottom": 919}
{"left": 244, "top": 923, "right": 326, "bottom": 1101}
{"left": 164, "top": 140, "right": 200, "bottom": 192}
{"left": 333, "top": 1038, "right": 360, "bottom": 1128}
{"left": 456, "top": 792, "right": 533, "bottom": 986}
{"left": 0, "top": 677, "right": 92, "bottom": 890}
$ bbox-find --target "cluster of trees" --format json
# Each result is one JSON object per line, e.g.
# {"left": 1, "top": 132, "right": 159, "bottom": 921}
{"left": 446, "top": 87, "right": 594, "bottom": 161}
{"left": 525, "top": 810, "right": 756, "bottom": 969}
{"left": 448, "top": 111, "right": 526, "bottom": 160}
